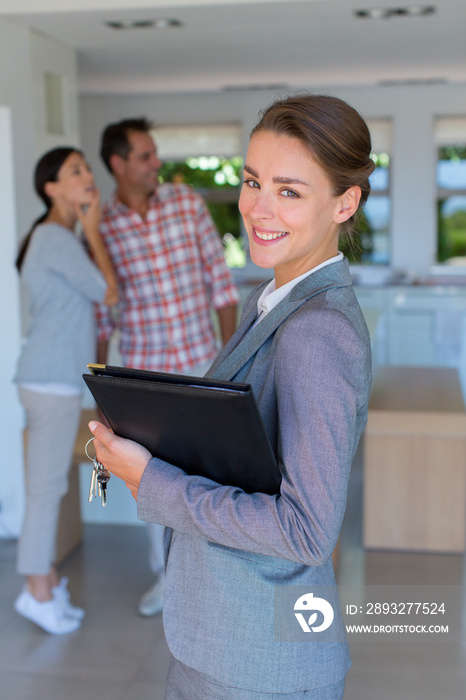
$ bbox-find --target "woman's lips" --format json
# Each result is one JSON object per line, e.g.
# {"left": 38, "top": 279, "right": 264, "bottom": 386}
{"left": 253, "top": 227, "right": 289, "bottom": 242}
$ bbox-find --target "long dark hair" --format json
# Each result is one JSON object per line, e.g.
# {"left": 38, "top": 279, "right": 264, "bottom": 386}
{"left": 16, "top": 147, "right": 83, "bottom": 272}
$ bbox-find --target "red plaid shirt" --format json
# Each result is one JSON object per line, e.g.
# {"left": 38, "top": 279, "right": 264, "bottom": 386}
{"left": 96, "top": 184, "right": 239, "bottom": 372}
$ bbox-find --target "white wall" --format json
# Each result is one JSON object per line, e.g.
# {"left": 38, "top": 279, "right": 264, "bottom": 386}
{"left": 0, "top": 20, "right": 81, "bottom": 243}
{"left": 30, "top": 30, "right": 81, "bottom": 157}
{"left": 0, "top": 108, "right": 25, "bottom": 537}
{"left": 0, "top": 17, "right": 81, "bottom": 536}
{"left": 0, "top": 19, "right": 36, "bottom": 537}
{"left": 0, "top": 19, "right": 37, "bottom": 240}
{"left": 80, "top": 82, "right": 466, "bottom": 276}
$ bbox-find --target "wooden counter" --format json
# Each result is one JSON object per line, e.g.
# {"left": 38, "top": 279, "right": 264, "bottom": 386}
{"left": 363, "top": 366, "right": 466, "bottom": 553}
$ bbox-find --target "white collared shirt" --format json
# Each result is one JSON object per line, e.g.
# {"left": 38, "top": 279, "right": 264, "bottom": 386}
{"left": 255, "top": 252, "right": 343, "bottom": 324}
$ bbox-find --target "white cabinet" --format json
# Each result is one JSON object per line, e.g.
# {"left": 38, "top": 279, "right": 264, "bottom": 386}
{"left": 388, "top": 310, "right": 435, "bottom": 365}
{"left": 354, "top": 286, "right": 466, "bottom": 395}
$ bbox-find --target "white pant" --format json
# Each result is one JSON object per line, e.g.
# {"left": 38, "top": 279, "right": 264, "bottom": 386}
{"left": 17, "top": 387, "right": 82, "bottom": 576}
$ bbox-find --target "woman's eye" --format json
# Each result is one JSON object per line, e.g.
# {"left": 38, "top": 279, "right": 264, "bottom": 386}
{"left": 243, "top": 178, "right": 259, "bottom": 189}
{"left": 281, "top": 188, "right": 299, "bottom": 198}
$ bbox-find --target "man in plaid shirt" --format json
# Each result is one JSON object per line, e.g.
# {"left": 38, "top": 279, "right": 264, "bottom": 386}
{"left": 97, "top": 117, "right": 239, "bottom": 617}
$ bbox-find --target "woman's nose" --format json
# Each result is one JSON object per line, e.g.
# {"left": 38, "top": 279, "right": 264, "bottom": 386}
{"left": 250, "top": 192, "right": 273, "bottom": 220}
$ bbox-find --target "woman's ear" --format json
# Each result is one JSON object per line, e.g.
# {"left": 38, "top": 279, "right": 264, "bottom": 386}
{"left": 43, "top": 181, "right": 58, "bottom": 200}
{"left": 334, "top": 186, "right": 361, "bottom": 224}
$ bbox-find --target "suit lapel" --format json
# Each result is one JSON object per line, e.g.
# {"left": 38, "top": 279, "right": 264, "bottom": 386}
{"left": 211, "top": 260, "right": 353, "bottom": 382}
{"left": 207, "top": 283, "right": 266, "bottom": 378}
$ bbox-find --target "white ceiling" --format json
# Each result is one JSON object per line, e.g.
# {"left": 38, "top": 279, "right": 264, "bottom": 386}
{"left": 2, "top": 0, "right": 466, "bottom": 94}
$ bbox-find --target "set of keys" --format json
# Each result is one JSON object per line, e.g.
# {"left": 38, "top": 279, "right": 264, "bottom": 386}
{"left": 85, "top": 438, "right": 111, "bottom": 507}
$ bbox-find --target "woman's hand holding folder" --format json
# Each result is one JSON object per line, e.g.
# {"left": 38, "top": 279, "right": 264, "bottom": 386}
{"left": 88, "top": 420, "right": 152, "bottom": 501}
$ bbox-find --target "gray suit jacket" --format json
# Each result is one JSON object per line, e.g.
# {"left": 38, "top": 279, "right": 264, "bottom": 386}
{"left": 138, "top": 258, "right": 372, "bottom": 692}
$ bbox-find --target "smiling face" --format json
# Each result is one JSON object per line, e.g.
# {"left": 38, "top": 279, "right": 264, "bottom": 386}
{"left": 113, "top": 130, "right": 162, "bottom": 196}
{"left": 238, "top": 131, "right": 360, "bottom": 288}
{"left": 48, "top": 152, "right": 96, "bottom": 207}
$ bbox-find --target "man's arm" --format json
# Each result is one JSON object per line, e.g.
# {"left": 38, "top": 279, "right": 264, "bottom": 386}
{"left": 217, "top": 303, "right": 237, "bottom": 345}
{"left": 190, "top": 190, "right": 240, "bottom": 340}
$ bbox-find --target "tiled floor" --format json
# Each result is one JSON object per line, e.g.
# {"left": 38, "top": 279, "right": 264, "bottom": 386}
{"left": 1, "top": 450, "right": 465, "bottom": 700}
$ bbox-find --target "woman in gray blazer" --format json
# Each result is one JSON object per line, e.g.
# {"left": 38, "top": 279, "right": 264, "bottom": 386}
{"left": 90, "top": 94, "right": 375, "bottom": 699}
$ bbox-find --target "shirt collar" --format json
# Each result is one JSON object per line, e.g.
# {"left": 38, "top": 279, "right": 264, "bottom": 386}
{"left": 257, "top": 252, "right": 344, "bottom": 317}
{"left": 109, "top": 190, "right": 159, "bottom": 214}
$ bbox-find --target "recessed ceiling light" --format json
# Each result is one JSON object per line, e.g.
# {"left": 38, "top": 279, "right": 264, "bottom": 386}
{"left": 104, "top": 18, "right": 182, "bottom": 30}
{"left": 354, "top": 5, "right": 436, "bottom": 20}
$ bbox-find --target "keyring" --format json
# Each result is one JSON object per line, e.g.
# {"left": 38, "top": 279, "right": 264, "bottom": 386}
{"left": 86, "top": 437, "right": 110, "bottom": 507}
{"left": 85, "top": 436, "right": 97, "bottom": 462}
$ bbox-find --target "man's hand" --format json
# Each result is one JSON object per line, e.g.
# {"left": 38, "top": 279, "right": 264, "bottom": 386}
{"left": 88, "top": 421, "right": 152, "bottom": 501}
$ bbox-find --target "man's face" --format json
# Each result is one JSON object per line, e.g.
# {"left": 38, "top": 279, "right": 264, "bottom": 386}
{"left": 117, "top": 130, "right": 162, "bottom": 195}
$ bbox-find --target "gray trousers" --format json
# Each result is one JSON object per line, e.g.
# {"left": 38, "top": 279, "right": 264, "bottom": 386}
{"left": 17, "top": 387, "right": 82, "bottom": 576}
{"left": 165, "top": 655, "right": 346, "bottom": 700}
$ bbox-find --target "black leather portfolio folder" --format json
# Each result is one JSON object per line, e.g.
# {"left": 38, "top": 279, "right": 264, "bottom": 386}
{"left": 83, "top": 365, "right": 280, "bottom": 495}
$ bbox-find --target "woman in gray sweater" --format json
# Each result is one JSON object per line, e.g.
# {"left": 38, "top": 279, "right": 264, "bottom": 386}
{"left": 14, "top": 147, "right": 117, "bottom": 634}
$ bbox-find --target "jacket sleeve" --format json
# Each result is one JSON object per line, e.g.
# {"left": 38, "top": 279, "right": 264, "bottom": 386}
{"left": 137, "top": 308, "right": 369, "bottom": 566}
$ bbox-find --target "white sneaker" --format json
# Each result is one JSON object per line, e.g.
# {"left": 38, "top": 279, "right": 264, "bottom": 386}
{"left": 52, "top": 577, "right": 85, "bottom": 621}
{"left": 138, "top": 576, "right": 164, "bottom": 617}
{"left": 14, "top": 589, "right": 81, "bottom": 635}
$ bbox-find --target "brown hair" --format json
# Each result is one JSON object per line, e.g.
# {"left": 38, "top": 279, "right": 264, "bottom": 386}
{"left": 100, "top": 117, "right": 153, "bottom": 174}
{"left": 250, "top": 94, "right": 375, "bottom": 236}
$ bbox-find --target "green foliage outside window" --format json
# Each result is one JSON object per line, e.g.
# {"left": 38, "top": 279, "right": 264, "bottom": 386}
{"left": 341, "top": 153, "right": 390, "bottom": 264}
{"left": 340, "top": 210, "right": 373, "bottom": 263}
{"left": 159, "top": 155, "right": 243, "bottom": 238}
{"left": 159, "top": 156, "right": 243, "bottom": 189}
{"left": 440, "top": 145, "right": 466, "bottom": 161}
{"left": 437, "top": 145, "right": 466, "bottom": 263}
{"left": 159, "top": 155, "right": 246, "bottom": 267}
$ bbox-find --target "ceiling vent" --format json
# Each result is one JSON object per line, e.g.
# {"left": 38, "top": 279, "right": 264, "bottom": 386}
{"left": 354, "top": 5, "right": 436, "bottom": 20}
{"left": 104, "top": 19, "right": 182, "bottom": 30}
